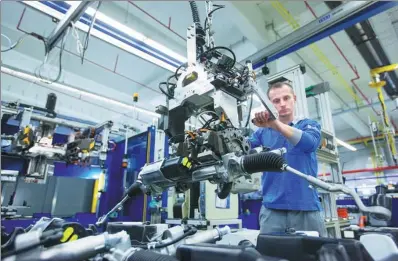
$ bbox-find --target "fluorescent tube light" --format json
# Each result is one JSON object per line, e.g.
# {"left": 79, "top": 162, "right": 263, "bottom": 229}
{"left": 336, "top": 138, "right": 357, "bottom": 151}
{"left": 23, "top": 1, "right": 186, "bottom": 72}
{"left": 1, "top": 66, "right": 160, "bottom": 118}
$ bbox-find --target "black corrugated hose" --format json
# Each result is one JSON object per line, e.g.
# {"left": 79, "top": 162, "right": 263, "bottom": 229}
{"left": 242, "top": 152, "right": 287, "bottom": 174}
{"left": 188, "top": 1, "right": 205, "bottom": 56}
{"left": 189, "top": 1, "right": 201, "bottom": 27}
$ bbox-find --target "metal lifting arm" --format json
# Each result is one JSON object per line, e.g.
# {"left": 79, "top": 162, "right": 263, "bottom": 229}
{"left": 246, "top": 61, "right": 278, "bottom": 120}
{"left": 369, "top": 64, "right": 398, "bottom": 164}
{"left": 45, "top": 2, "right": 92, "bottom": 53}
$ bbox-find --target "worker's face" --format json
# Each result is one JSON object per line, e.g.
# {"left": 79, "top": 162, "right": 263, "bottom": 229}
{"left": 268, "top": 85, "right": 296, "bottom": 118}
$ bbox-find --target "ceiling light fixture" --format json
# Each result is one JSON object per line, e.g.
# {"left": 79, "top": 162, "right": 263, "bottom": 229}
{"left": 22, "top": 1, "right": 186, "bottom": 72}
{"left": 336, "top": 138, "right": 357, "bottom": 151}
{"left": 1, "top": 66, "right": 160, "bottom": 118}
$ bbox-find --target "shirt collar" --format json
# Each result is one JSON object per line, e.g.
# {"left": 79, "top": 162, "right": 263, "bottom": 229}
{"left": 289, "top": 115, "right": 305, "bottom": 126}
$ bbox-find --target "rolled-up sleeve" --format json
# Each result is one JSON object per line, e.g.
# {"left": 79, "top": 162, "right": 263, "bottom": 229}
{"left": 289, "top": 120, "right": 321, "bottom": 153}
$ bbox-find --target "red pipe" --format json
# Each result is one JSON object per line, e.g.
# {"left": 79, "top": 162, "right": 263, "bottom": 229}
{"left": 343, "top": 166, "right": 398, "bottom": 174}
{"left": 391, "top": 119, "right": 398, "bottom": 131}
{"left": 128, "top": 1, "right": 185, "bottom": 41}
{"left": 16, "top": 8, "right": 161, "bottom": 95}
{"left": 113, "top": 54, "right": 119, "bottom": 73}
{"left": 16, "top": 7, "right": 29, "bottom": 34}
{"left": 304, "top": 1, "right": 380, "bottom": 116}
{"left": 318, "top": 165, "right": 398, "bottom": 177}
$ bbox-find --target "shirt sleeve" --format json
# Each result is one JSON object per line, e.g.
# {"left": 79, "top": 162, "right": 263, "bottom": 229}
{"left": 248, "top": 128, "right": 263, "bottom": 148}
{"left": 290, "top": 119, "right": 321, "bottom": 153}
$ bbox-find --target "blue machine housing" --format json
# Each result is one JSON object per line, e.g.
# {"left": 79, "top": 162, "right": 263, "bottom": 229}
{"left": 100, "top": 126, "right": 168, "bottom": 223}
{"left": 1, "top": 122, "right": 167, "bottom": 231}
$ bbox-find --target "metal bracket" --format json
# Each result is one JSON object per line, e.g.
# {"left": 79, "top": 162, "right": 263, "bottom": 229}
{"left": 46, "top": 2, "right": 92, "bottom": 53}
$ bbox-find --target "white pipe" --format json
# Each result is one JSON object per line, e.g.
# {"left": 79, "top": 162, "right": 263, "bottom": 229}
{"left": 335, "top": 138, "right": 357, "bottom": 152}
{"left": 1, "top": 66, "right": 161, "bottom": 119}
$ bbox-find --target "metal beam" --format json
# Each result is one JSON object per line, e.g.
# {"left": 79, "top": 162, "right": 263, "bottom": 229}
{"left": 245, "top": 1, "right": 398, "bottom": 70}
{"left": 46, "top": 1, "right": 92, "bottom": 53}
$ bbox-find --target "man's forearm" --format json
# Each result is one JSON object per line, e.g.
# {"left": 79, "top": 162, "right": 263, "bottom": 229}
{"left": 273, "top": 120, "right": 303, "bottom": 146}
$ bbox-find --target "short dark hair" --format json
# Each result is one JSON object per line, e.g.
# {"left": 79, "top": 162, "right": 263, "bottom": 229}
{"left": 267, "top": 81, "right": 294, "bottom": 98}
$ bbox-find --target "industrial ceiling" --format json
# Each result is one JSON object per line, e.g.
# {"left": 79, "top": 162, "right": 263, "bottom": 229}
{"left": 1, "top": 1, "right": 397, "bottom": 140}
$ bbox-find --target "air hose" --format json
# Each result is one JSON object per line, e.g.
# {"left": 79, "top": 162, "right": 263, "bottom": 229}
{"left": 242, "top": 152, "right": 287, "bottom": 174}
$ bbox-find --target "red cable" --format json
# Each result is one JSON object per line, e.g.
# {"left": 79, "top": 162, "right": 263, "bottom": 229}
{"left": 304, "top": 1, "right": 379, "bottom": 116}
{"left": 128, "top": 1, "right": 185, "bottom": 41}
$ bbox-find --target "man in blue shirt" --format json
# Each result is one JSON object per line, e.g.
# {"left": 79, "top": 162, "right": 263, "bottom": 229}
{"left": 250, "top": 82, "right": 327, "bottom": 237}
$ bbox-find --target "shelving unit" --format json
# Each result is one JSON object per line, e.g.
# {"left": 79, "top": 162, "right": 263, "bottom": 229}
{"left": 315, "top": 89, "right": 344, "bottom": 238}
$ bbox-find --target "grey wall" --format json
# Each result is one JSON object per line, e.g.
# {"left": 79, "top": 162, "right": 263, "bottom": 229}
{"left": 51, "top": 177, "right": 94, "bottom": 217}
{"left": 1, "top": 176, "right": 95, "bottom": 217}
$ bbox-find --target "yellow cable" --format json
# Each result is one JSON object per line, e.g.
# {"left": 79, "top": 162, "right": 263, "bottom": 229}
{"left": 376, "top": 86, "right": 398, "bottom": 157}
{"left": 270, "top": 1, "right": 378, "bottom": 122}
{"left": 370, "top": 152, "right": 384, "bottom": 185}
{"left": 91, "top": 179, "right": 99, "bottom": 213}
{"left": 143, "top": 130, "right": 151, "bottom": 222}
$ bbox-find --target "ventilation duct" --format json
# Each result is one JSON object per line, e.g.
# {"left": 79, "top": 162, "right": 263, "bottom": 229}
{"left": 325, "top": 1, "right": 398, "bottom": 99}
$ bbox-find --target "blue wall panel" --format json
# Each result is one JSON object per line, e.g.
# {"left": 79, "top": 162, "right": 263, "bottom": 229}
{"left": 53, "top": 162, "right": 102, "bottom": 179}
{"left": 1, "top": 155, "right": 29, "bottom": 174}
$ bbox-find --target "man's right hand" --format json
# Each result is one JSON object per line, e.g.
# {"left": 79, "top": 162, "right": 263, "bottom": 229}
{"left": 252, "top": 111, "right": 277, "bottom": 128}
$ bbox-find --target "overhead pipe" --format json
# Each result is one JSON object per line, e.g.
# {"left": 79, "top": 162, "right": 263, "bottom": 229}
{"left": 1, "top": 65, "right": 158, "bottom": 125}
{"left": 304, "top": 1, "right": 379, "bottom": 116}
{"left": 247, "top": 1, "right": 397, "bottom": 69}
{"left": 332, "top": 97, "right": 393, "bottom": 117}
{"left": 325, "top": 1, "right": 398, "bottom": 100}
{"left": 345, "top": 131, "right": 398, "bottom": 145}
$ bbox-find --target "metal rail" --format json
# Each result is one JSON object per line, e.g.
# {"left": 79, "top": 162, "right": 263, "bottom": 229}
{"left": 244, "top": 1, "right": 387, "bottom": 68}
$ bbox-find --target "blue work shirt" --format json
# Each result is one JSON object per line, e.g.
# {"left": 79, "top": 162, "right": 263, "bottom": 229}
{"left": 249, "top": 118, "right": 322, "bottom": 211}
